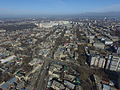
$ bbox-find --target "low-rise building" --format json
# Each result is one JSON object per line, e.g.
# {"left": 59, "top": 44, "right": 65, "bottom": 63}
{"left": 104, "top": 40, "right": 113, "bottom": 45}
{"left": 0, "top": 55, "right": 16, "bottom": 64}
{"left": 64, "top": 80, "right": 75, "bottom": 89}
{"left": 64, "top": 74, "right": 75, "bottom": 82}
{"left": 93, "top": 42, "right": 105, "bottom": 49}
{"left": 51, "top": 80, "right": 65, "bottom": 90}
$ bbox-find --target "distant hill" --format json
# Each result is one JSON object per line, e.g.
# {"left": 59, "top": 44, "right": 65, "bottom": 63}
{"left": 0, "top": 12, "right": 120, "bottom": 18}
{"left": 79, "top": 12, "right": 120, "bottom": 17}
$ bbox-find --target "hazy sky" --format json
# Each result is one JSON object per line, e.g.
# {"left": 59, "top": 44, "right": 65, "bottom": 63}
{"left": 0, "top": 0, "right": 120, "bottom": 15}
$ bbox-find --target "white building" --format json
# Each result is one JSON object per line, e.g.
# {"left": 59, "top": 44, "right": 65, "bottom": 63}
{"left": 90, "top": 55, "right": 106, "bottom": 68}
{"left": 117, "top": 47, "right": 120, "bottom": 54}
{"left": 104, "top": 40, "right": 113, "bottom": 45}
{"left": 106, "top": 55, "right": 120, "bottom": 71}
{"left": 0, "top": 55, "right": 16, "bottom": 64}
{"left": 35, "top": 21, "right": 70, "bottom": 28}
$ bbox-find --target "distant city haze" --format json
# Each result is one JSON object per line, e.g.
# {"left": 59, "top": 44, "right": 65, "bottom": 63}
{"left": 0, "top": 0, "right": 120, "bottom": 16}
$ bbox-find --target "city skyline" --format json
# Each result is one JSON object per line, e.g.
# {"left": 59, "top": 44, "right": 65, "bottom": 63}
{"left": 0, "top": 1, "right": 120, "bottom": 90}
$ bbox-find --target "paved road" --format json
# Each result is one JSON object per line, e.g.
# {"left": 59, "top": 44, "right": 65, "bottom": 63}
{"left": 33, "top": 56, "right": 92, "bottom": 90}
{"left": 34, "top": 60, "right": 49, "bottom": 90}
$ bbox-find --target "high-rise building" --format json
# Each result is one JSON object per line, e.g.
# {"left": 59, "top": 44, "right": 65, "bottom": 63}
{"left": 106, "top": 55, "right": 120, "bottom": 71}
